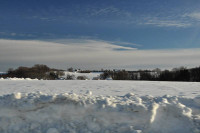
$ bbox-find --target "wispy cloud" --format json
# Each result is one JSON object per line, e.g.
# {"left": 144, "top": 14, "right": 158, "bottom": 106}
{"left": 183, "top": 12, "right": 200, "bottom": 21}
{"left": 142, "top": 18, "right": 191, "bottom": 28}
{"left": 90, "top": 7, "right": 120, "bottom": 16}
{"left": 43, "top": 38, "right": 141, "bottom": 49}
{"left": 44, "top": 39, "right": 137, "bottom": 51}
{"left": 22, "top": 4, "right": 199, "bottom": 28}
{"left": 0, "top": 32, "right": 36, "bottom": 38}
{"left": 88, "top": 6, "right": 132, "bottom": 19}
{"left": 0, "top": 39, "right": 200, "bottom": 71}
{"left": 86, "top": 7, "right": 193, "bottom": 28}
{"left": 143, "top": 11, "right": 200, "bottom": 28}
{"left": 85, "top": 6, "right": 195, "bottom": 28}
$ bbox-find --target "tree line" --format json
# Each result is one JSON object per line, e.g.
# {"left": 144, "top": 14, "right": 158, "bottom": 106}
{"left": 1, "top": 64, "right": 64, "bottom": 80}
{"left": 100, "top": 66, "right": 200, "bottom": 82}
{"left": 1, "top": 65, "right": 200, "bottom": 81}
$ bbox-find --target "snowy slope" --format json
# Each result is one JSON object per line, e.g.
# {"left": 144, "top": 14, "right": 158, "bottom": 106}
{"left": 63, "top": 71, "right": 103, "bottom": 80}
{"left": 0, "top": 80, "right": 199, "bottom": 133}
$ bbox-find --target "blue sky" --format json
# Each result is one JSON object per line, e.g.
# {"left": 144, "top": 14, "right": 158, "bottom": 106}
{"left": 0, "top": 0, "right": 200, "bottom": 70}
{"left": 1, "top": 0, "right": 200, "bottom": 49}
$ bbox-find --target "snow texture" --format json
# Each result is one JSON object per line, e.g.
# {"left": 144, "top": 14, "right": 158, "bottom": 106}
{"left": 0, "top": 92, "right": 199, "bottom": 133}
{"left": 0, "top": 80, "right": 199, "bottom": 97}
{"left": 0, "top": 80, "right": 199, "bottom": 133}
{"left": 0, "top": 78, "right": 38, "bottom": 80}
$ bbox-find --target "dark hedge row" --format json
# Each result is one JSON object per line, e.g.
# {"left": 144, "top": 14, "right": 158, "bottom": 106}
{"left": 100, "top": 66, "right": 200, "bottom": 82}
{"left": 1, "top": 64, "right": 64, "bottom": 80}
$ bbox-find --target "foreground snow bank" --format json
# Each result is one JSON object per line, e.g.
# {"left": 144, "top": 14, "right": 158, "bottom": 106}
{"left": 0, "top": 78, "right": 38, "bottom": 80}
{"left": 0, "top": 92, "right": 199, "bottom": 133}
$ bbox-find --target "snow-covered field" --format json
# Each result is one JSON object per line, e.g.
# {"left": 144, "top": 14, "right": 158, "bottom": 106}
{"left": 0, "top": 79, "right": 199, "bottom": 133}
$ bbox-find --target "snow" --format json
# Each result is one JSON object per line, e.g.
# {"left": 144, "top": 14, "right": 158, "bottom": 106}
{"left": 0, "top": 77, "right": 38, "bottom": 80}
{"left": 0, "top": 80, "right": 199, "bottom": 133}
{"left": 63, "top": 71, "right": 102, "bottom": 80}
{"left": 0, "top": 80, "right": 199, "bottom": 97}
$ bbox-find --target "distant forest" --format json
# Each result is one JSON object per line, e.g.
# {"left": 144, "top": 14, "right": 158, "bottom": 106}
{"left": 0, "top": 64, "right": 200, "bottom": 82}
{"left": 0, "top": 64, "right": 64, "bottom": 80}
{"left": 100, "top": 66, "right": 200, "bottom": 82}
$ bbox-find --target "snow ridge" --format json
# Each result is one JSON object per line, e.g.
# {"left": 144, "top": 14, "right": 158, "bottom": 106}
{"left": 0, "top": 78, "right": 38, "bottom": 80}
{"left": 0, "top": 92, "right": 199, "bottom": 133}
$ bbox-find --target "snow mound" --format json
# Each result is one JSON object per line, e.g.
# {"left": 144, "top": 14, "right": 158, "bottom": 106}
{"left": 0, "top": 78, "right": 38, "bottom": 80}
{"left": 0, "top": 92, "right": 199, "bottom": 133}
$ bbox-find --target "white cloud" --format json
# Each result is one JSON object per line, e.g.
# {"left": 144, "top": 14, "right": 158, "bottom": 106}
{"left": 90, "top": 7, "right": 119, "bottom": 16}
{"left": 0, "top": 39, "right": 200, "bottom": 71}
{"left": 184, "top": 12, "right": 200, "bottom": 21}
{"left": 145, "top": 20, "right": 190, "bottom": 28}
{"left": 88, "top": 6, "right": 132, "bottom": 19}
{"left": 137, "top": 10, "right": 200, "bottom": 28}
{"left": 141, "top": 17, "right": 191, "bottom": 28}
{"left": 26, "top": 6, "right": 199, "bottom": 28}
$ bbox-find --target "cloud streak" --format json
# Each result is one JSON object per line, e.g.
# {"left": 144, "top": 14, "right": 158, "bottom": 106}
{"left": 184, "top": 12, "right": 200, "bottom": 21}
{"left": 0, "top": 39, "right": 200, "bottom": 71}
{"left": 142, "top": 19, "right": 191, "bottom": 28}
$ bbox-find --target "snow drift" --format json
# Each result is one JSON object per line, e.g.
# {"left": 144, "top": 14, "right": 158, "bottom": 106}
{"left": 0, "top": 78, "right": 38, "bottom": 80}
{"left": 0, "top": 92, "right": 199, "bottom": 133}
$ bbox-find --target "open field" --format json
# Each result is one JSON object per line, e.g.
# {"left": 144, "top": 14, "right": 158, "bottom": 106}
{"left": 0, "top": 79, "right": 199, "bottom": 97}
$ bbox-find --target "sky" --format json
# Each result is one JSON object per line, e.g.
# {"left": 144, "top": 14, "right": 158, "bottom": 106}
{"left": 0, "top": 0, "right": 200, "bottom": 71}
